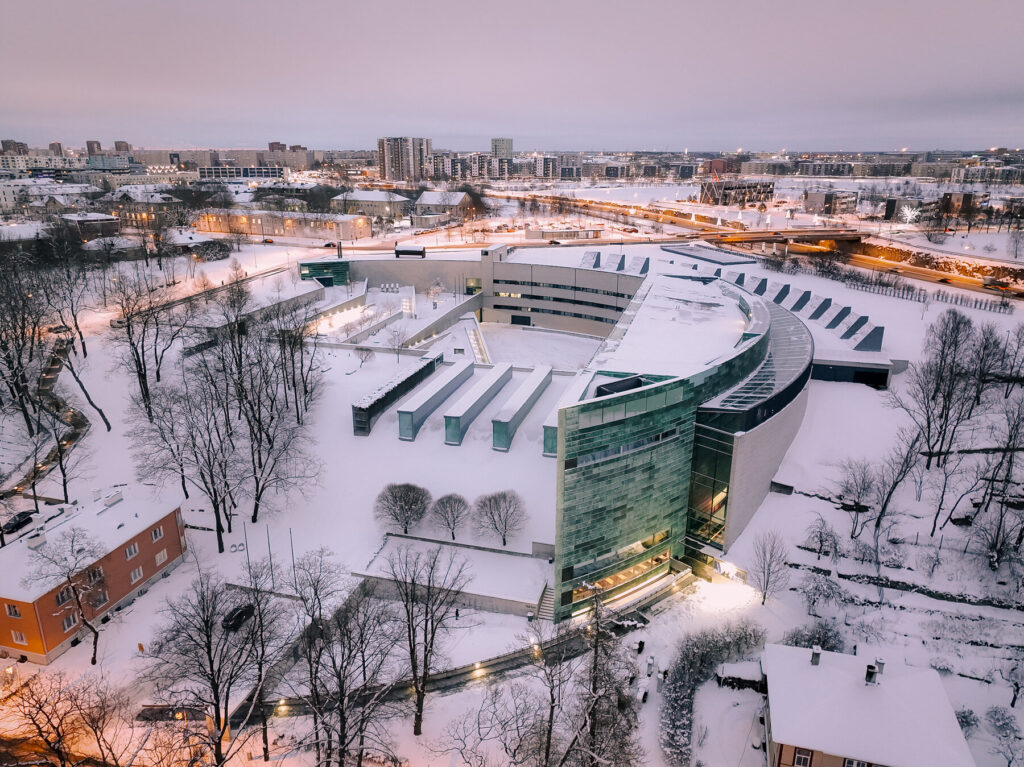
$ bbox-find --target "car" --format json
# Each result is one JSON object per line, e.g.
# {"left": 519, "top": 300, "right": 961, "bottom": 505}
{"left": 323, "top": 242, "right": 337, "bottom": 248}
{"left": 221, "top": 604, "right": 255, "bottom": 631}
{"left": 887, "top": 267, "right": 902, "bottom": 274}
{"left": 937, "top": 277, "right": 951, "bottom": 284}
{"left": 109, "top": 317, "right": 127, "bottom": 329}
{"left": 548, "top": 240, "right": 562, "bottom": 245}
{"left": 2, "top": 511, "right": 35, "bottom": 535}
{"left": 262, "top": 238, "right": 274, "bottom": 244}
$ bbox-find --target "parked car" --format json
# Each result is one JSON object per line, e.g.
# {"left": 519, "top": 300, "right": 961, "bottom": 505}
{"left": 548, "top": 240, "right": 562, "bottom": 245}
{"left": 323, "top": 242, "right": 337, "bottom": 248}
{"left": 937, "top": 277, "right": 951, "bottom": 284}
{"left": 110, "top": 317, "right": 127, "bottom": 329}
{"left": 2, "top": 511, "right": 35, "bottom": 535}
{"left": 262, "top": 238, "right": 274, "bottom": 244}
{"left": 221, "top": 604, "right": 255, "bottom": 631}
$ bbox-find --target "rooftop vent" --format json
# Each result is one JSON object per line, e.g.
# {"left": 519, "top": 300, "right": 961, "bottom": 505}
{"left": 810, "top": 645, "right": 821, "bottom": 666}
{"left": 865, "top": 664, "right": 878, "bottom": 685}
{"left": 875, "top": 657, "right": 885, "bottom": 675}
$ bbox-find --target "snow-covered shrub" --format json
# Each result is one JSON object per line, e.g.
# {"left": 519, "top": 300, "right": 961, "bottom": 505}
{"left": 956, "top": 708, "right": 979, "bottom": 738}
{"left": 986, "top": 706, "right": 1021, "bottom": 740}
{"left": 660, "top": 619, "right": 766, "bottom": 767}
{"left": 929, "top": 656, "right": 955, "bottom": 675}
{"left": 850, "top": 540, "right": 876, "bottom": 564}
{"left": 916, "top": 549, "right": 942, "bottom": 578}
{"left": 798, "top": 573, "right": 849, "bottom": 613}
{"left": 881, "top": 544, "right": 905, "bottom": 569}
{"left": 782, "top": 620, "right": 845, "bottom": 653}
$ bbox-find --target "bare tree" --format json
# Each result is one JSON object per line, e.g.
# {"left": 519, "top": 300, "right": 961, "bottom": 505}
{"left": 805, "top": 513, "right": 842, "bottom": 564}
{"left": 385, "top": 322, "right": 406, "bottom": 362}
{"left": 798, "top": 572, "right": 848, "bottom": 615}
{"left": 6, "top": 671, "right": 83, "bottom": 767}
{"left": 355, "top": 347, "right": 375, "bottom": 368}
{"left": 432, "top": 493, "right": 471, "bottom": 540}
{"left": 23, "top": 527, "right": 106, "bottom": 665}
{"left": 386, "top": 545, "right": 471, "bottom": 735}
{"left": 749, "top": 529, "right": 790, "bottom": 605}
{"left": 475, "top": 490, "right": 526, "bottom": 546}
{"left": 1001, "top": 661, "right": 1024, "bottom": 709}
{"left": 67, "top": 674, "right": 149, "bottom": 767}
{"left": 834, "top": 458, "right": 876, "bottom": 538}
{"left": 0, "top": 254, "right": 48, "bottom": 435}
{"left": 374, "top": 483, "right": 432, "bottom": 534}
{"left": 321, "top": 584, "right": 403, "bottom": 766}
{"left": 147, "top": 573, "right": 259, "bottom": 767}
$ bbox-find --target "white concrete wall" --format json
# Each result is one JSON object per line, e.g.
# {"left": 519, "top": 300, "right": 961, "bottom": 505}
{"left": 722, "top": 386, "right": 810, "bottom": 550}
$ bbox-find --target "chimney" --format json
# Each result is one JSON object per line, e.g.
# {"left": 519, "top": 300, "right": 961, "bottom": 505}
{"left": 810, "top": 645, "right": 821, "bottom": 666}
{"left": 865, "top": 664, "right": 878, "bottom": 685}
{"left": 875, "top": 657, "right": 885, "bottom": 675}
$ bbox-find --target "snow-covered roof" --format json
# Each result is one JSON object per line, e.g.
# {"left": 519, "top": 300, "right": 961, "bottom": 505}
{"left": 0, "top": 488, "right": 182, "bottom": 602}
{"left": 589, "top": 274, "right": 748, "bottom": 378}
{"left": 60, "top": 212, "right": 118, "bottom": 222}
{"left": 82, "top": 236, "right": 141, "bottom": 251}
{"left": 0, "top": 221, "right": 48, "bottom": 240}
{"left": 162, "top": 228, "right": 212, "bottom": 246}
{"left": 416, "top": 191, "right": 468, "bottom": 206}
{"left": 332, "top": 190, "right": 411, "bottom": 203}
{"left": 108, "top": 187, "right": 179, "bottom": 204}
{"left": 762, "top": 644, "right": 976, "bottom": 767}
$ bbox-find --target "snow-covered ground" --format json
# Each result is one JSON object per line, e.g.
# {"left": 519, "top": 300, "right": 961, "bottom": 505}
{"left": 480, "top": 323, "right": 602, "bottom": 370}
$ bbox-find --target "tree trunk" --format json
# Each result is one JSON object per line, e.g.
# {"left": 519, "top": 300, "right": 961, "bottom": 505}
{"left": 413, "top": 686, "right": 425, "bottom": 736}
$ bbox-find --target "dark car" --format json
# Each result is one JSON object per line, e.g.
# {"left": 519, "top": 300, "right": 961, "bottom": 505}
{"left": 262, "top": 238, "right": 274, "bottom": 244}
{"left": 221, "top": 604, "right": 255, "bottom": 631}
{"left": 2, "top": 511, "right": 34, "bottom": 535}
{"left": 548, "top": 240, "right": 562, "bottom": 245}
{"left": 937, "top": 277, "right": 951, "bottom": 284}
{"left": 323, "top": 242, "right": 337, "bottom": 248}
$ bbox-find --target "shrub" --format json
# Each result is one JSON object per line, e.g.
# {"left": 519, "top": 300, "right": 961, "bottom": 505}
{"left": 782, "top": 620, "right": 845, "bottom": 653}
{"left": 956, "top": 708, "right": 979, "bottom": 738}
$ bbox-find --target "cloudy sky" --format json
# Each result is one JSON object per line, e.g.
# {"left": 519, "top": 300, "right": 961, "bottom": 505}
{"left": 2, "top": 0, "right": 1021, "bottom": 152}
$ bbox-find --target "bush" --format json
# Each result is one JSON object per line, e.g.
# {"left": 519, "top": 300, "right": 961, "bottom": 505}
{"left": 986, "top": 706, "right": 1021, "bottom": 740}
{"left": 660, "top": 619, "right": 766, "bottom": 766}
{"left": 782, "top": 620, "right": 845, "bottom": 653}
{"left": 956, "top": 708, "right": 979, "bottom": 738}
{"left": 929, "top": 656, "right": 955, "bottom": 675}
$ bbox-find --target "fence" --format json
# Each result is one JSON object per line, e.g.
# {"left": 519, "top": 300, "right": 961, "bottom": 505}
{"left": 934, "top": 289, "right": 1015, "bottom": 314}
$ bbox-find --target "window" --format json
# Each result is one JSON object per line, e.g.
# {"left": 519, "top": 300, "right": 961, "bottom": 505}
{"left": 11, "top": 630, "right": 26, "bottom": 645}
{"left": 88, "top": 566, "right": 103, "bottom": 583}
{"left": 92, "top": 590, "right": 108, "bottom": 609}
{"left": 55, "top": 586, "right": 73, "bottom": 607}
{"left": 151, "top": 526, "right": 164, "bottom": 543}
{"left": 843, "top": 761, "right": 869, "bottom": 767}
{"left": 5, "top": 604, "right": 21, "bottom": 619}
{"left": 61, "top": 613, "right": 78, "bottom": 632}
{"left": 155, "top": 548, "right": 168, "bottom": 566}
{"left": 125, "top": 542, "right": 139, "bottom": 560}
{"left": 129, "top": 566, "right": 144, "bottom": 585}
{"left": 794, "top": 749, "right": 812, "bottom": 767}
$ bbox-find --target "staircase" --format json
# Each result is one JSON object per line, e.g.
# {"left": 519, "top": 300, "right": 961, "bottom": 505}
{"left": 536, "top": 583, "right": 555, "bottom": 621}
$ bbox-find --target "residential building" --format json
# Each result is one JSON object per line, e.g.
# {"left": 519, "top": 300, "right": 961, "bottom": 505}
{"left": 740, "top": 160, "right": 796, "bottom": 175}
{"left": 414, "top": 190, "right": 474, "bottom": 218}
{"left": 104, "top": 187, "right": 184, "bottom": 228}
{"left": 330, "top": 189, "right": 412, "bottom": 218}
{"left": 49, "top": 142, "right": 64, "bottom": 157}
{"left": 803, "top": 191, "right": 857, "bottom": 215}
{"left": 268, "top": 141, "right": 287, "bottom": 152}
{"left": 113, "top": 141, "right": 131, "bottom": 153}
{"left": 0, "top": 490, "right": 187, "bottom": 665}
{"left": 762, "top": 644, "right": 975, "bottom": 767}
{"left": 85, "top": 140, "right": 102, "bottom": 156}
{"left": 196, "top": 209, "right": 371, "bottom": 240}
{"left": 0, "top": 154, "right": 87, "bottom": 174}
{"left": 0, "top": 178, "right": 101, "bottom": 212}
{"left": 58, "top": 212, "right": 120, "bottom": 239}
{"left": 491, "top": 137, "right": 513, "bottom": 159}
{"left": 1, "top": 139, "right": 29, "bottom": 155}
{"left": 198, "top": 166, "right": 286, "bottom": 180}
{"left": 87, "top": 154, "right": 130, "bottom": 171}
{"left": 796, "top": 161, "right": 853, "bottom": 176}
{"left": 377, "top": 137, "right": 432, "bottom": 182}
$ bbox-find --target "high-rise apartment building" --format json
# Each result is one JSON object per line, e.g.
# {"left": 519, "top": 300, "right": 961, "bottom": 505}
{"left": 1, "top": 139, "right": 29, "bottom": 155}
{"left": 377, "top": 137, "right": 432, "bottom": 182}
{"left": 491, "top": 137, "right": 513, "bottom": 159}
{"left": 86, "top": 140, "right": 102, "bottom": 156}
{"left": 268, "top": 141, "right": 286, "bottom": 152}
{"left": 113, "top": 140, "right": 131, "bottom": 152}
{"left": 49, "top": 142, "right": 64, "bottom": 157}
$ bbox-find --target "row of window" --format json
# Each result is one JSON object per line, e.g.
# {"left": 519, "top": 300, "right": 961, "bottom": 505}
{"left": 792, "top": 749, "right": 883, "bottom": 767}
{"left": 492, "top": 304, "right": 618, "bottom": 325}
{"left": 494, "top": 291, "right": 623, "bottom": 311}
{"left": 493, "top": 279, "right": 633, "bottom": 299}
{"left": 564, "top": 428, "right": 678, "bottom": 470}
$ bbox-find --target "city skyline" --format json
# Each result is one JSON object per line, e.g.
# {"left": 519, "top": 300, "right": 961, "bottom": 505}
{"left": 2, "top": 0, "right": 1021, "bottom": 152}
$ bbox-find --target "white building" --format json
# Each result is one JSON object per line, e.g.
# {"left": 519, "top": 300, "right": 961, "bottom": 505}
{"left": 491, "top": 137, "right": 513, "bottom": 159}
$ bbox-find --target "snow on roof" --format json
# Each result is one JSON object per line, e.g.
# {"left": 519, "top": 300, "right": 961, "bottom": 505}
{"left": 0, "top": 487, "right": 182, "bottom": 602}
{"left": 416, "top": 191, "right": 468, "bottom": 206}
{"left": 332, "top": 190, "right": 411, "bottom": 203}
{"left": 0, "top": 221, "right": 48, "bottom": 240}
{"left": 60, "top": 212, "right": 118, "bottom": 221}
{"left": 162, "top": 227, "right": 212, "bottom": 246}
{"left": 589, "top": 275, "right": 748, "bottom": 378}
{"left": 82, "top": 236, "right": 140, "bottom": 251}
{"left": 762, "top": 644, "right": 976, "bottom": 767}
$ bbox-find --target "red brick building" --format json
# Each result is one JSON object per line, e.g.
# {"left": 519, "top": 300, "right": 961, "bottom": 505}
{"left": 0, "top": 490, "right": 187, "bottom": 665}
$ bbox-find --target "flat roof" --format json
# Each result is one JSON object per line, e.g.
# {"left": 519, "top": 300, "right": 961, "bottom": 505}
{"left": 763, "top": 644, "right": 975, "bottom": 767}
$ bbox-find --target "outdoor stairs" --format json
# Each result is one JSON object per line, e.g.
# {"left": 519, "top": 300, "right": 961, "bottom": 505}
{"left": 536, "top": 583, "right": 555, "bottom": 621}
